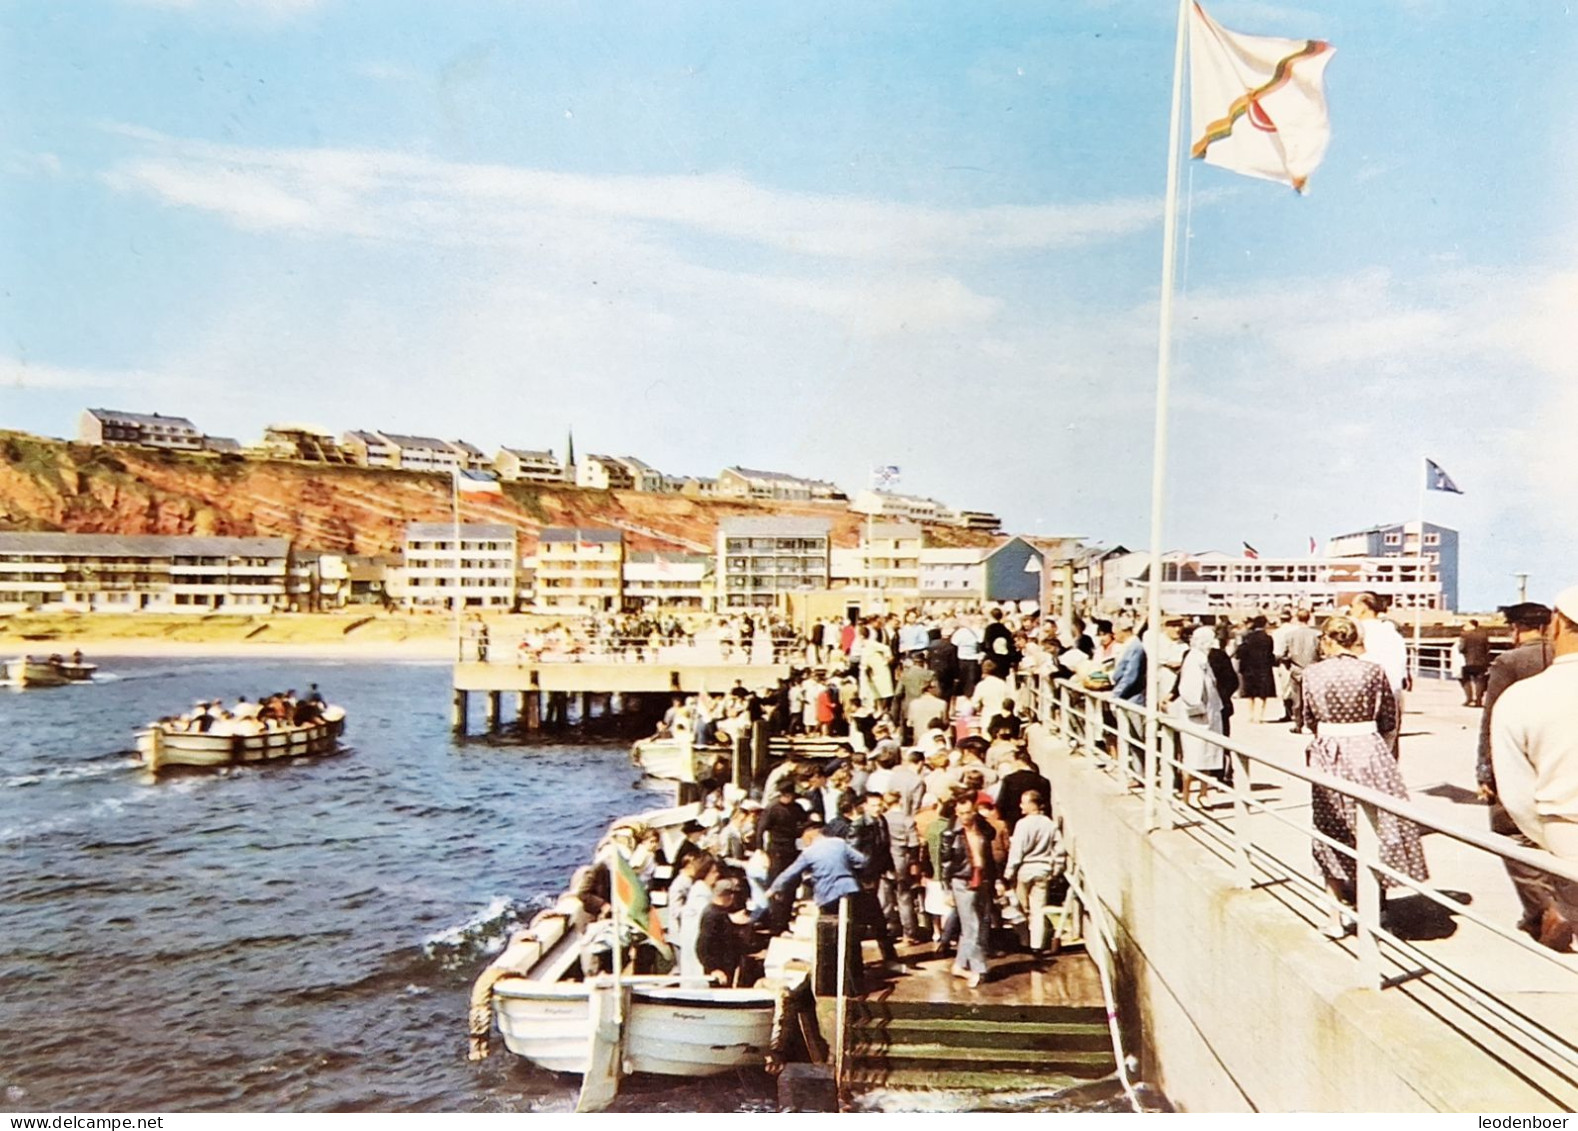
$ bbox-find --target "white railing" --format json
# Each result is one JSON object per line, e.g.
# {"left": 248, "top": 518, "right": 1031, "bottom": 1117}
{"left": 460, "top": 633, "right": 808, "bottom": 666}
{"left": 1030, "top": 673, "right": 1578, "bottom": 1081}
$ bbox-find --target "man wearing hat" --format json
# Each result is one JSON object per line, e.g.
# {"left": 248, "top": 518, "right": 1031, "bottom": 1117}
{"left": 1478, "top": 602, "right": 1562, "bottom": 946}
{"left": 1490, "top": 589, "right": 1578, "bottom": 949}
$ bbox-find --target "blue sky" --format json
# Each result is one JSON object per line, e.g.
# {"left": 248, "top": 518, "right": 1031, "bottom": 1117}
{"left": 2, "top": 0, "right": 1574, "bottom": 609}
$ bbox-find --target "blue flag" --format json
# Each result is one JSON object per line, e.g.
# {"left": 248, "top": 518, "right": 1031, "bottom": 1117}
{"left": 1425, "top": 459, "right": 1463, "bottom": 495}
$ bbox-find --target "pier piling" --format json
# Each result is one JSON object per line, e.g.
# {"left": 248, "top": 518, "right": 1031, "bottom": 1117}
{"left": 451, "top": 690, "right": 469, "bottom": 735}
{"left": 485, "top": 691, "right": 501, "bottom": 732}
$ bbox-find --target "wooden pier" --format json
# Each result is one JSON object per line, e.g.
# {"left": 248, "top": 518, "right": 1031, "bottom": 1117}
{"left": 448, "top": 660, "right": 792, "bottom": 735}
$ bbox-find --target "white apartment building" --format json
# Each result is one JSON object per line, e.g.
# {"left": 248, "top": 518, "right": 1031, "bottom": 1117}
{"left": 0, "top": 533, "right": 292, "bottom": 613}
{"left": 79, "top": 409, "right": 204, "bottom": 451}
{"left": 918, "top": 547, "right": 987, "bottom": 602}
{"left": 494, "top": 447, "right": 565, "bottom": 484}
{"left": 623, "top": 552, "right": 712, "bottom": 610}
{"left": 401, "top": 522, "right": 519, "bottom": 611}
{"left": 576, "top": 455, "right": 637, "bottom": 491}
{"left": 849, "top": 489, "right": 950, "bottom": 524}
{"left": 533, "top": 528, "right": 624, "bottom": 612}
{"left": 1104, "top": 549, "right": 1445, "bottom": 616}
{"left": 717, "top": 516, "right": 831, "bottom": 608}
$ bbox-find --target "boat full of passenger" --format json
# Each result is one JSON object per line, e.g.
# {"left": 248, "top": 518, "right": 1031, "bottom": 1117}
{"left": 136, "top": 691, "right": 347, "bottom": 773}
{"left": 3, "top": 652, "right": 98, "bottom": 688}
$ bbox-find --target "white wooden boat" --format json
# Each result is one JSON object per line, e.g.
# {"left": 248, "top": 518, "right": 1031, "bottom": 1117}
{"left": 468, "top": 802, "right": 812, "bottom": 1111}
{"left": 136, "top": 708, "right": 346, "bottom": 773}
{"left": 630, "top": 735, "right": 700, "bottom": 783}
{"left": 3, "top": 655, "right": 97, "bottom": 688}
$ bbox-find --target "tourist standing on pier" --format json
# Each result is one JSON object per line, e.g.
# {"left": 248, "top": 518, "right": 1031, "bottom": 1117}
{"left": 1005, "top": 790, "right": 1066, "bottom": 961}
{"left": 1475, "top": 602, "right": 1562, "bottom": 946}
{"left": 927, "top": 625, "right": 960, "bottom": 704}
{"left": 1302, "top": 615, "right": 1428, "bottom": 938}
{"left": 1350, "top": 593, "right": 1409, "bottom": 752}
{"left": 1235, "top": 616, "right": 1277, "bottom": 725}
{"left": 1174, "top": 626, "right": 1226, "bottom": 807}
{"left": 1277, "top": 610, "right": 1323, "bottom": 735}
{"left": 1459, "top": 619, "right": 1493, "bottom": 707}
{"left": 943, "top": 794, "right": 999, "bottom": 987}
{"left": 1490, "top": 589, "right": 1578, "bottom": 945}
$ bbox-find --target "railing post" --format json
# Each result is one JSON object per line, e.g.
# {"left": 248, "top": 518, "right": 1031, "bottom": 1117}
{"left": 1143, "top": 705, "right": 1159, "bottom": 832}
{"left": 1354, "top": 799, "right": 1384, "bottom": 986}
{"left": 1230, "top": 748, "right": 1253, "bottom": 888}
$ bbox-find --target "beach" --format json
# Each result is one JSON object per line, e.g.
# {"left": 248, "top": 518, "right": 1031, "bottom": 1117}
{"left": 0, "top": 611, "right": 463, "bottom": 659}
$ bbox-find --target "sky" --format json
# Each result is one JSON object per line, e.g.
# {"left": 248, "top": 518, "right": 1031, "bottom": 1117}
{"left": 2, "top": 0, "right": 1574, "bottom": 610}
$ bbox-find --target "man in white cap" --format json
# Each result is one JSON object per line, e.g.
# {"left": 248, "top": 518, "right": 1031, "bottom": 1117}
{"left": 1491, "top": 586, "right": 1578, "bottom": 943}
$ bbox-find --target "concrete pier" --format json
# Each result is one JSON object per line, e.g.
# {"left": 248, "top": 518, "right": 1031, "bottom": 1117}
{"left": 1031, "top": 682, "right": 1578, "bottom": 1112}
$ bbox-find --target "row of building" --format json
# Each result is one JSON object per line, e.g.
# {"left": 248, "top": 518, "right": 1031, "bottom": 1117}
{"left": 0, "top": 519, "right": 1459, "bottom": 619}
{"left": 75, "top": 410, "right": 1001, "bottom": 531}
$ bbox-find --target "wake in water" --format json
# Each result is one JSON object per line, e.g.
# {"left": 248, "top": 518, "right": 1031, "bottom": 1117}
{"left": 420, "top": 895, "right": 548, "bottom": 970}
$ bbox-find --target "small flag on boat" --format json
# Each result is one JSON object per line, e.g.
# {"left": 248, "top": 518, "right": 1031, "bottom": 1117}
{"left": 455, "top": 469, "right": 504, "bottom": 495}
{"left": 1425, "top": 458, "right": 1463, "bottom": 495}
{"left": 1242, "top": 542, "right": 1260, "bottom": 559}
{"left": 1188, "top": 2, "right": 1335, "bottom": 193}
{"left": 1308, "top": 536, "right": 1318, "bottom": 555}
{"left": 611, "top": 848, "right": 670, "bottom": 958}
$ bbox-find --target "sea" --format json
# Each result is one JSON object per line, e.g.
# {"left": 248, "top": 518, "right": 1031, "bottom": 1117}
{"left": 0, "top": 657, "right": 1156, "bottom": 1114}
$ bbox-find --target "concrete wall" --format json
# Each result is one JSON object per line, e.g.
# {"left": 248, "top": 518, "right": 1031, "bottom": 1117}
{"left": 1028, "top": 724, "right": 1578, "bottom": 1113}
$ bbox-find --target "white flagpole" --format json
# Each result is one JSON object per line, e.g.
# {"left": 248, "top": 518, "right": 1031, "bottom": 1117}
{"left": 452, "top": 468, "right": 465, "bottom": 662}
{"left": 1144, "top": 0, "right": 1190, "bottom": 833}
{"left": 1412, "top": 457, "right": 1426, "bottom": 682}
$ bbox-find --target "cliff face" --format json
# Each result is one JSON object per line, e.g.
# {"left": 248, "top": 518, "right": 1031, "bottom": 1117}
{"left": 0, "top": 432, "right": 994, "bottom": 554}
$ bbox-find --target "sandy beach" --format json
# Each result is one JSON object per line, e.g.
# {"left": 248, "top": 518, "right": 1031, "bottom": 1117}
{"left": 0, "top": 611, "right": 464, "bottom": 660}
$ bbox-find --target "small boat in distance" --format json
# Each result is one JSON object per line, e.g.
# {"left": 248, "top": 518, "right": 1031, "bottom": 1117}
{"left": 137, "top": 707, "right": 347, "bottom": 774}
{"left": 2, "top": 653, "right": 98, "bottom": 688}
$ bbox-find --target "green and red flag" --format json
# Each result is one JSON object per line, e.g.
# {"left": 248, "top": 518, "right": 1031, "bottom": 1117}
{"left": 611, "top": 848, "right": 670, "bottom": 958}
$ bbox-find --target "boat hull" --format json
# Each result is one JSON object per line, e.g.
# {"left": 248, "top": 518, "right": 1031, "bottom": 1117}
{"left": 491, "top": 978, "right": 777, "bottom": 1077}
{"left": 3, "top": 658, "right": 96, "bottom": 688}
{"left": 137, "top": 716, "right": 345, "bottom": 771}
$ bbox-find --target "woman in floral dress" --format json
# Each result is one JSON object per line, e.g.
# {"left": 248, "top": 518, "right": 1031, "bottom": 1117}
{"left": 1301, "top": 615, "right": 1429, "bottom": 937}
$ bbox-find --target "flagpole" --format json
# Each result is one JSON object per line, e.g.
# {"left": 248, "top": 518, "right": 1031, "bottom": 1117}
{"left": 1411, "top": 456, "right": 1426, "bottom": 682}
{"left": 1144, "top": 0, "right": 1190, "bottom": 834}
{"left": 452, "top": 467, "right": 465, "bottom": 662}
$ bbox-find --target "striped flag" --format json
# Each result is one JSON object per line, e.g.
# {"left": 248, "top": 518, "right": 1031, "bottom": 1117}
{"left": 610, "top": 848, "right": 670, "bottom": 958}
{"left": 455, "top": 469, "right": 504, "bottom": 495}
{"left": 1242, "top": 542, "right": 1260, "bottom": 559}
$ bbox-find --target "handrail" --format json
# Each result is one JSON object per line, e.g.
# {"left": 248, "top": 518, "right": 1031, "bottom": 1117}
{"left": 459, "top": 633, "right": 809, "bottom": 665}
{"left": 1031, "top": 671, "right": 1578, "bottom": 1081}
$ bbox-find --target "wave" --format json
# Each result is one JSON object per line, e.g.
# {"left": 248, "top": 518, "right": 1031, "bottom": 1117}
{"left": 420, "top": 895, "right": 530, "bottom": 970}
{"left": 3, "top": 758, "right": 139, "bottom": 789}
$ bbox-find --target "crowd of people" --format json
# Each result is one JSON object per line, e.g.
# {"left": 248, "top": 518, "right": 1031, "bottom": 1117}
{"left": 155, "top": 684, "right": 336, "bottom": 735}
{"left": 548, "top": 587, "right": 1578, "bottom": 994}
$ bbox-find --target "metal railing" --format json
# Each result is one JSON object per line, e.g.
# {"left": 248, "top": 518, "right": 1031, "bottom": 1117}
{"left": 1029, "top": 672, "right": 1578, "bottom": 1082}
{"left": 460, "top": 633, "right": 809, "bottom": 666}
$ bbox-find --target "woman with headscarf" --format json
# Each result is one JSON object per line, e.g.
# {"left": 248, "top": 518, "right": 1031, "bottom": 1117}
{"left": 859, "top": 626, "right": 895, "bottom": 714}
{"left": 1302, "top": 615, "right": 1428, "bottom": 939}
{"left": 1172, "top": 625, "right": 1225, "bottom": 808}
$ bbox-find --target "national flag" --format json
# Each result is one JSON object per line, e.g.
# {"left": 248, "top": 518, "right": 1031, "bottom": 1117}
{"left": 1188, "top": 2, "right": 1335, "bottom": 193}
{"left": 1242, "top": 542, "right": 1260, "bottom": 559}
{"left": 610, "top": 848, "right": 670, "bottom": 958}
{"left": 1308, "top": 536, "right": 1318, "bottom": 555}
{"left": 871, "top": 464, "right": 901, "bottom": 491}
{"left": 455, "top": 469, "right": 504, "bottom": 495}
{"left": 1426, "top": 458, "right": 1463, "bottom": 495}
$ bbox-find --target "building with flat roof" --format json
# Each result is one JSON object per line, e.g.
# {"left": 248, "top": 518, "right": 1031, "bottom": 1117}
{"left": 1105, "top": 547, "right": 1448, "bottom": 616}
{"left": 1328, "top": 521, "right": 1458, "bottom": 611}
{"left": 717, "top": 516, "right": 831, "bottom": 608}
{"left": 623, "top": 551, "right": 712, "bottom": 610}
{"left": 533, "top": 528, "right": 624, "bottom": 612}
{"left": 401, "top": 523, "right": 519, "bottom": 611}
{"left": 0, "top": 533, "right": 292, "bottom": 613}
{"left": 79, "top": 409, "right": 203, "bottom": 451}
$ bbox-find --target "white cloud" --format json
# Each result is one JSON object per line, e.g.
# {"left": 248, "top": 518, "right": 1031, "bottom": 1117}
{"left": 5, "top": 151, "right": 63, "bottom": 179}
{"left": 0, "top": 357, "right": 200, "bottom": 394}
{"left": 99, "top": 127, "right": 1162, "bottom": 266}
